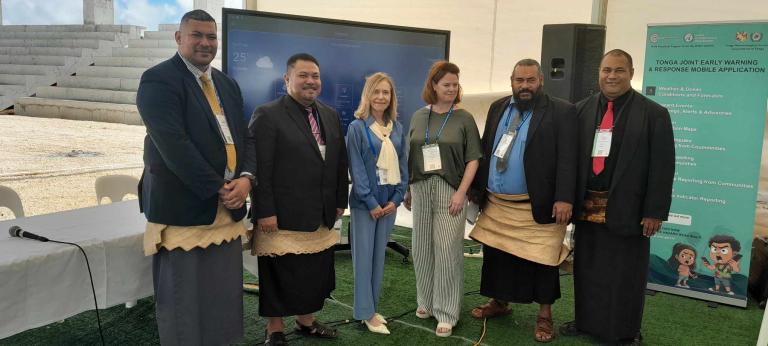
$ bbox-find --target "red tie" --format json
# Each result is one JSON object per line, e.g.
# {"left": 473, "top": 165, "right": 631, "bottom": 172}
{"left": 306, "top": 107, "right": 324, "bottom": 145}
{"left": 592, "top": 100, "right": 614, "bottom": 176}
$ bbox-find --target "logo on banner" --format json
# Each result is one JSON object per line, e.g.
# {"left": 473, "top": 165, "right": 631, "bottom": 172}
{"left": 650, "top": 33, "right": 659, "bottom": 43}
{"left": 684, "top": 33, "right": 694, "bottom": 42}
{"left": 753, "top": 32, "right": 763, "bottom": 42}
{"left": 736, "top": 31, "right": 749, "bottom": 42}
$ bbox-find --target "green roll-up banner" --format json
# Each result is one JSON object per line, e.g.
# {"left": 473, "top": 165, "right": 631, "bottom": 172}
{"left": 644, "top": 22, "right": 768, "bottom": 307}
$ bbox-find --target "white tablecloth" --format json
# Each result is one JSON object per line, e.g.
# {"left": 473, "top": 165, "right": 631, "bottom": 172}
{"left": 0, "top": 201, "right": 151, "bottom": 339}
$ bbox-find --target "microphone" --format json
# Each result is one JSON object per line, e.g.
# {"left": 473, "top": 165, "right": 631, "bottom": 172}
{"left": 8, "top": 225, "right": 49, "bottom": 242}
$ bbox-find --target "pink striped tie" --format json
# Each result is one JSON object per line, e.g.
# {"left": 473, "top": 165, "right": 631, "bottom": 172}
{"left": 306, "top": 107, "right": 324, "bottom": 145}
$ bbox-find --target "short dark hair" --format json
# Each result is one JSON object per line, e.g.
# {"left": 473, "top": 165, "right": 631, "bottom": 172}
{"left": 603, "top": 49, "right": 633, "bottom": 68}
{"left": 286, "top": 53, "right": 320, "bottom": 71}
{"left": 709, "top": 235, "right": 741, "bottom": 252}
{"left": 512, "top": 58, "right": 542, "bottom": 76}
{"left": 421, "top": 60, "right": 462, "bottom": 104}
{"left": 180, "top": 9, "right": 216, "bottom": 27}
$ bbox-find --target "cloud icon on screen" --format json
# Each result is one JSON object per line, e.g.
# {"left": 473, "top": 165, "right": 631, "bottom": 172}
{"left": 255, "top": 56, "right": 274, "bottom": 69}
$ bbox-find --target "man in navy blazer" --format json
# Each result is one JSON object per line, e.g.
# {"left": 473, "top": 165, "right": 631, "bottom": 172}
{"left": 136, "top": 10, "right": 255, "bottom": 346}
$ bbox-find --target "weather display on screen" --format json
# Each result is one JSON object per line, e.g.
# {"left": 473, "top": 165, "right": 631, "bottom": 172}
{"left": 224, "top": 11, "right": 449, "bottom": 134}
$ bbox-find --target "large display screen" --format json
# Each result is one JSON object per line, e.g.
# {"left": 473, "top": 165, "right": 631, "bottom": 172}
{"left": 222, "top": 9, "right": 450, "bottom": 133}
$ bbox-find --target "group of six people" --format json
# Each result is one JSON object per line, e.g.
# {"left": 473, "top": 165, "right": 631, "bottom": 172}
{"left": 137, "top": 10, "right": 674, "bottom": 346}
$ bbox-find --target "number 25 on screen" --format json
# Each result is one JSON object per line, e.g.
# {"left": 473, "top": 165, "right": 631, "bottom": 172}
{"left": 233, "top": 52, "right": 247, "bottom": 63}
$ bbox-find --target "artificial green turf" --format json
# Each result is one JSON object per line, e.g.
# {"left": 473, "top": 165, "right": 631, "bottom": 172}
{"left": 1, "top": 224, "right": 763, "bottom": 345}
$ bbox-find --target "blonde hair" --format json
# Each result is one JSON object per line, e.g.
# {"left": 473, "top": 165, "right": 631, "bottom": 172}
{"left": 354, "top": 72, "right": 398, "bottom": 121}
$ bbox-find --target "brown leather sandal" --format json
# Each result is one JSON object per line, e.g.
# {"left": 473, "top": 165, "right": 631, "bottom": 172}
{"left": 470, "top": 298, "right": 511, "bottom": 319}
{"left": 535, "top": 316, "right": 555, "bottom": 343}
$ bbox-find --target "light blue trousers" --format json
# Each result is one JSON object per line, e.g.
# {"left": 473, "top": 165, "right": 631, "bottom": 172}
{"left": 351, "top": 207, "right": 396, "bottom": 320}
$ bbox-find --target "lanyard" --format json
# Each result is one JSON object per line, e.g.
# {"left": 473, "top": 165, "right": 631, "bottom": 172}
{"left": 364, "top": 124, "right": 378, "bottom": 157}
{"left": 424, "top": 104, "right": 454, "bottom": 145}
{"left": 502, "top": 103, "right": 533, "bottom": 132}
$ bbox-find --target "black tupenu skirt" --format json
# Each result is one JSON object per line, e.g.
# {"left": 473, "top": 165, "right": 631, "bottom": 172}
{"left": 257, "top": 248, "right": 336, "bottom": 317}
{"left": 480, "top": 243, "right": 561, "bottom": 305}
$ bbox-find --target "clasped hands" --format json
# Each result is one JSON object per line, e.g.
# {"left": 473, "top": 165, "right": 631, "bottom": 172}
{"left": 370, "top": 202, "right": 397, "bottom": 220}
{"left": 218, "top": 177, "right": 251, "bottom": 210}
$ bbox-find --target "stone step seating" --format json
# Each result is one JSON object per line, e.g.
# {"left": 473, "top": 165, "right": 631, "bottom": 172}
{"left": 0, "top": 31, "right": 119, "bottom": 40}
{"left": 93, "top": 56, "right": 166, "bottom": 68}
{"left": 15, "top": 24, "right": 229, "bottom": 125}
{"left": 58, "top": 76, "right": 139, "bottom": 91}
{"left": 0, "top": 24, "right": 142, "bottom": 110}
{"left": 0, "top": 46, "right": 92, "bottom": 57}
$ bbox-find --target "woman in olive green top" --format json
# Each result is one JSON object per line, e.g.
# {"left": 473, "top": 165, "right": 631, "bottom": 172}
{"left": 404, "top": 61, "right": 482, "bottom": 337}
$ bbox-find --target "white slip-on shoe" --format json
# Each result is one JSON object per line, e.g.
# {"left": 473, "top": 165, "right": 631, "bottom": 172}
{"left": 363, "top": 320, "right": 391, "bottom": 335}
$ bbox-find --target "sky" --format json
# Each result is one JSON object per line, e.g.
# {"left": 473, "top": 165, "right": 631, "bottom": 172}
{"left": 2, "top": 0, "right": 242, "bottom": 30}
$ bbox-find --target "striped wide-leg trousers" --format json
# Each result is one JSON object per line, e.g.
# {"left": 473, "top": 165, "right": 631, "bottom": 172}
{"left": 411, "top": 175, "right": 466, "bottom": 326}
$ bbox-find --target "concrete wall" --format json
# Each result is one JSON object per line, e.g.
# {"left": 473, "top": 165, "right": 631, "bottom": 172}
{"left": 248, "top": 0, "right": 593, "bottom": 93}
{"left": 83, "top": 0, "right": 114, "bottom": 25}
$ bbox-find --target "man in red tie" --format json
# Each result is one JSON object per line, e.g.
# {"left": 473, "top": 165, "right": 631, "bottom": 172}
{"left": 560, "top": 49, "right": 675, "bottom": 346}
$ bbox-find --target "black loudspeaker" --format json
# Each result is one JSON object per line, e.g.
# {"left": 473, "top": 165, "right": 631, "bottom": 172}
{"left": 541, "top": 24, "right": 606, "bottom": 103}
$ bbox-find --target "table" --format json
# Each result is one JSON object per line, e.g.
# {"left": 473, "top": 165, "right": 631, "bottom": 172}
{"left": 0, "top": 201, "right": 153, "bottom": 339}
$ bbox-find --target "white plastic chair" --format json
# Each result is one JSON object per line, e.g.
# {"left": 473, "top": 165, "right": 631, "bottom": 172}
{"left": 95, "top": 175, "right": 139, "bottom": 205}
{"left": 0, "top": 185, "right": 24, "bottom": 218}
{"left": 94, "top": 175, "right": 139, "bottom": 308}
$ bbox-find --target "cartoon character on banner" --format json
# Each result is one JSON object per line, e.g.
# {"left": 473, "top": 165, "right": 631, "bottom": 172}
{"left": 701, "top": 235, "right": 742, "bottom": 295}
{"left": 667, "top": 243, "right": 698, "bottom": 288}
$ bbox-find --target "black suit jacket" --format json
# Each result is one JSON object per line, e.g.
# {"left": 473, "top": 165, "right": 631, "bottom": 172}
{"left": 472, "top": 94, "right": 578, "bottom": 224}
{"left": 136, "top": 54, "right": 256, "bottom": 226}
{"left": 575, "top": 90, "right": 675, "bottom": 235}
{"left": 249, "top": 95, "right": 349, "bottom": 231}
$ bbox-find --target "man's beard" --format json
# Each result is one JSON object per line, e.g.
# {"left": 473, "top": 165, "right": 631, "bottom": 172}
{"left": 513, "top": 88, "right": 539, "bottom": 111}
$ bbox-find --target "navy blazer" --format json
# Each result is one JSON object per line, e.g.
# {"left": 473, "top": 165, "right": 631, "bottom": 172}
{"left": 137, "top": 54, "right": 256, "bottom": 226}
{"left": 249, "top": 95, "right": 349, "bottom": 232}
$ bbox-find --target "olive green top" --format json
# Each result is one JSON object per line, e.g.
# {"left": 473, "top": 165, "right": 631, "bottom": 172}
{"left": 407, "top": 107, "right": 483, "bottom": 189}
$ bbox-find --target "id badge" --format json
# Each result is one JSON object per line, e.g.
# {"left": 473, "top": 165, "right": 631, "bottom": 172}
{"left": 318, "top": 144, "right": 327, "bottom": 161}
{"left": 493, "top": 132, "right": 515, "bottom": 158}
{"left": 591, "top": 129, "right": 612, "bottom": 158}
{"left": 215, "top": 114, "right": 234, "bottom": 144}
{"left": 422, "top": 144, "right": 442, "bottom": 172}
{"left": 377, "top": 168, "right": 389, "bottom": 185}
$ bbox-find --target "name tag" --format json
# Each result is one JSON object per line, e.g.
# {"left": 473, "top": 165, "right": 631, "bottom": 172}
{"left": 319, "top": 144, "right": 327, "bottom": 161}
{"left": 377, "top": 168, "right": 389, "bottom": 185}
{"left": 493, "top": 132, "right": 515, "bottom": 158}
{"left": 591, "top": 129, "right": 612, "bottom": 158}
{"left": 422, "top": 144, "right": 442, "bottom": 172}
{"left": 215, "top": 114, "right": 234, "bottom": 145}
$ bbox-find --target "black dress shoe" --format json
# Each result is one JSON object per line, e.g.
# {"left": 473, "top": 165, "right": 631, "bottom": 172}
{"left": 614, "top": 332, "right": 642, "bottom": 346}
{"left": 265, "top": 331, "right": 287, "bottom": 346}
{"left": 559, "top": 320, "right": 583, "bottom": 337}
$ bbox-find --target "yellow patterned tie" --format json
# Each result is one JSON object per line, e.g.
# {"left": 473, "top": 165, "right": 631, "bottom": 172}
{"left": 199, "top": 74, "right": 236, "bottom": 172}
